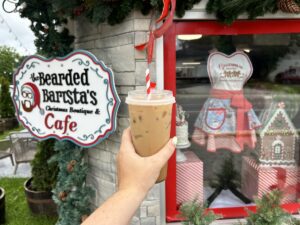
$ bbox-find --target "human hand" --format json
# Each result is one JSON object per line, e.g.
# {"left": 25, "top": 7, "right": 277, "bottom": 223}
{"left": 116, "top": 127, "right": 177, "bottom": 196}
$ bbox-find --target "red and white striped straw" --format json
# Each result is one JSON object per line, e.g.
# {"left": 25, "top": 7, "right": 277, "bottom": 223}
{"left": 145, "top": 68, "right": 151, "bottom": 95}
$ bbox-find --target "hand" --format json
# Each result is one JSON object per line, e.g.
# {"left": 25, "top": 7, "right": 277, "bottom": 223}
{"left": 117, "top": 127, "right": 176, "bottom": 195}
{"left": 81, "top": 128, "right": 176, "bottom": 225}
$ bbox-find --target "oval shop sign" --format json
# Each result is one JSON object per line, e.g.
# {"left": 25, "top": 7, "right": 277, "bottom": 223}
{"left": 13, "top": 50, "right": 121, "bottom": 147}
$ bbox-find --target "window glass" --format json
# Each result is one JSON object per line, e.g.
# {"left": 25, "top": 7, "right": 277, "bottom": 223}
{"left": 175, "top": 34, "right": 300, "bottom": 209}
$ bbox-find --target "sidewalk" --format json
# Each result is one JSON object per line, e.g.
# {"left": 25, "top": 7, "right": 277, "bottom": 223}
{"left": 0, "top": 157, "right": 31, "bottom": 177}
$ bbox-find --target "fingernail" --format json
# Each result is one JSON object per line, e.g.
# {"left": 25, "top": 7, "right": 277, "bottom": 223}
{"left": 172, "top": 136, "right": 177, "bottom": 146}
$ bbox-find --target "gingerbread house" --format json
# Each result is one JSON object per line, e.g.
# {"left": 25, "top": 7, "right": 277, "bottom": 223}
{"left": 241, "top": 102, "right": 299, "bottom": 203}
{"left": 257, "top": 102, "right": 298, "bottom": 166}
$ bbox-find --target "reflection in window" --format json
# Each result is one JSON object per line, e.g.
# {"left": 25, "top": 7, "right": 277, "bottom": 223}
{"left": 175, "top": 34, "right": 300, "bottom": 210}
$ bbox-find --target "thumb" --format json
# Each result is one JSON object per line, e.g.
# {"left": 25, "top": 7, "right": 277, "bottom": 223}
{"left": 120, "top": 127, "right": 135, "bottom": 153}
{"left": 150, "top": 137, "right": 177, "bottom": 168}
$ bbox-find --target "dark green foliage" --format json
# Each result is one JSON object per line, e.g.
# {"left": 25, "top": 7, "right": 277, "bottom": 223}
{"left": 31, "top": 139, "right": 58, "bottom": 192}
{"left": 0, "top": 77, "right": 14, "bottom": 118}
{"left": 50, "top": 141, "right": 94, "bottom": 225}
{"left": 246, "top": 189, "right": 300, "bottom": 225}
{"left": 179, "top": 200, "right": 221, "bottom": 225}
{"left": 175, "top": 0, "right": 202, "bottom": 17}
{"left": 50, "top": 0, "right": 201, "bottom": 25}
{"left": 206, "top": 0, "right": 278, "bottom": 24}
{"left": 210, "top": 155, "right": 239, "bottom": 190}
{"left": 18, "top": 0, "right": 74, "bottom": 57}
{"left": 107, "top": 0, "right": 136, "bottom": 25}
{"left": 86, "top": 3, "right": 114, "bottom": 24}
{"left": 0, "top": 46, "right": 21, "bottom": 82}
{"left": 18, "top": 0, "right": 202, "bottom": 56}
{"left": 213, "top": 36, "right": 236, "bottom": 55}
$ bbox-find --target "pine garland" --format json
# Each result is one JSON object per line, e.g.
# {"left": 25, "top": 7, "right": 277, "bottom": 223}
{"left": 24, "top": 0, "right": 300, "bottom": 27}
{"left": 50, "top": 141, "right": 94, "bottom": 225}
{"left": 246, "top": 190, "right": 300, "bottom": 225}
{"left": 18, "top": 0, "right": 74, "bottom": 57}
{"left": 179, "top": 200, "right": 221, "bottom": 225}
{"left": 50, "top": 0, "right": 201, "bottom": 25}
{"left": 206, "top": 0, "right": 278, "bottom": 24}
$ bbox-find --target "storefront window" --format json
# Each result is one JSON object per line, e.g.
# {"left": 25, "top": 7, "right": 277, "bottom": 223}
{"left": 172, "top": 31, "right": 300, "bottom": 218}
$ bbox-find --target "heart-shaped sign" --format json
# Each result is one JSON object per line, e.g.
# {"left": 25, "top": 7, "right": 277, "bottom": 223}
{"left": 207, "top": 51, "right": 253, "bottom": 90}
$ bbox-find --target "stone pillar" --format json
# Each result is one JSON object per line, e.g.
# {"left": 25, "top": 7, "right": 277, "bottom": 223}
{"left": 73, "top": 12, "right": 162, "bottom": 225}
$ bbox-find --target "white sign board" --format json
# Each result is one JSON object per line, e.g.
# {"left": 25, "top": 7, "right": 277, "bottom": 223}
{"left": 13, "top": 50, "right": 120, "bottom": 147}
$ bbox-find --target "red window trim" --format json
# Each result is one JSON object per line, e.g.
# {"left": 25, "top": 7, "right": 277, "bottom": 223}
{"left": 163, "top": 19, "right": 300, "bottom": 222}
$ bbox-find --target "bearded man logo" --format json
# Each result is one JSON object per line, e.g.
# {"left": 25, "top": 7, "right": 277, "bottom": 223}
{"left": 21, "top": 82, "right": 44, "bottom": 115}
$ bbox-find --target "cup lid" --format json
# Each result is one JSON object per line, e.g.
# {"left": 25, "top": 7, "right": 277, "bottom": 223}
{"left": 126, "top": 89, "right": 175, "bottom": 105}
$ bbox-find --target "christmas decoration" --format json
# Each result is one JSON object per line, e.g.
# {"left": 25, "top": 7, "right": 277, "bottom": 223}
{"left": 241, "top": 101, "right": 299, "bottom": 205}
{"left": 210, "top": 156, "right": 239, "bottom": 191}
{"left": 51, "top": 141, "right": 94, "bottom": 225}
{"left": 59, "top": 191, "right": 68, "bottom": 202}
{"left": 179, "top": 199, "right": 221, "bottom": 225}
{"left": 192, "top": 50, "right": 261, "bottom": 153}
{"left": 49, "top": 0, "right": 201, "bottom": 25}
{"left": 135, "top": 0, "right": 176, "bottom": 96}
{"left": 241, "top": 156, "right": 298, "bottom": 204}
{"left": 257, "top": 101, "right": 298, "bottom": 166}
{"left": 18, "top": 0, "right": 74, "bottom": 57}
{"left": 175, "top": 105, "right": 190, "bottom": 162}
{"left": 67, "top": 160, "right": 77, "bottom": 173}
{"left": 277, "top": 0, "right": 300, "bottom": 13}
{"left": 208, "top": 155, "right": 251, "bottom": 206}
{"left": 135, "top": 0, "right": 176, "bottom": 64}
{"left": 17, "top": 0, "right": 201, "bottom": 57}
{"left": 176, "top": 151, "right": 203, "bottom": 205}
{"left": 206, "top": 0, "right": 278, "bottom": 24}
{"left": 176, "top": 105, "right": 190, "bottom": 147}
{"left": 176, "top": 104, "right": 189, "bottom": 126}
{"left": 17, "top": 0, "right": 300, "bottom": 61}
{"left": 246, "top": 189, "right": 300, "bottom": 225}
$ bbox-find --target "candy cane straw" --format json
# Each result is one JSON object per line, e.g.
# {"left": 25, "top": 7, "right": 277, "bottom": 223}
{"left": 146, "top": 68, "right": 151, "bottom": 95}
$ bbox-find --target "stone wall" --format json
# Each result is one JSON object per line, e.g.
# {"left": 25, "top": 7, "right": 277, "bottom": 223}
{"left": 72, "top": 12, "right": 162, "bottom": 225}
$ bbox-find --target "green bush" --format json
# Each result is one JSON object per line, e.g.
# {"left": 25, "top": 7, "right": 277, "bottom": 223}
{"left": 179, "top": 200, "right": 221, "bottom": 225}
{"left": 0, "top": 77, "right": 14, "bottom": 118}
{"left": 0, "top": 178, "right": 57, "bottom": 225}
{"left": 246, "top": 189, "right": 300, "bottom": 225}
{"left": 31, "top": 139, "right": 58, "bottom": 192}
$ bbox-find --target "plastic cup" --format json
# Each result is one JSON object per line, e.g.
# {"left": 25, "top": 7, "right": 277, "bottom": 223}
{"left": 126, "top": 89, "right": 175, "bottom": 183}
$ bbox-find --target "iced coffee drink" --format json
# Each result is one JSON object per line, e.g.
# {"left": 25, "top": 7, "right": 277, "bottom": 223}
{"left": 126, "top": 89, "right": 175, "bottom": 183}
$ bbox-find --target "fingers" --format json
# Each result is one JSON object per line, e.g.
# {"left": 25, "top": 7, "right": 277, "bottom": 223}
{"left": 150, "top": 137, "right": 177, "bottom": 168}
{"left": 120, "top": 127, "right": 135, "bottom": 153}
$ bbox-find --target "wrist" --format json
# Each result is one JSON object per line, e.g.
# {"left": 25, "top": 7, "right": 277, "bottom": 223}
{"left": 118, "top": 185, "right": 148, "bottom": 200}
